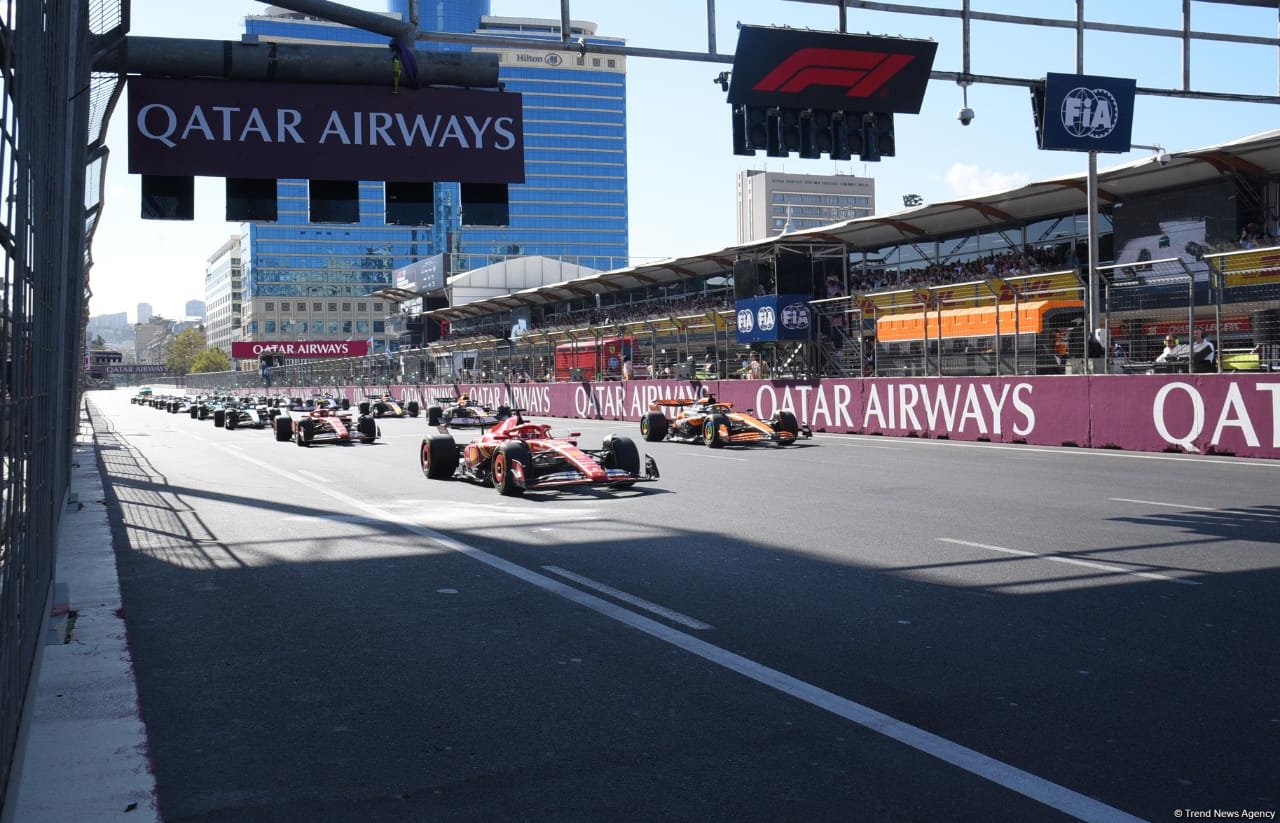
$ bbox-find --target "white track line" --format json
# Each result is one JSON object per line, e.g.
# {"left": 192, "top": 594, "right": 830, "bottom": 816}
{"left": 938, "top": 538, "right": 1200, "bottom": 586}
{"left": 201, "top": 439, "right": 1147, "bottom": 823}
{"left": 542, "top": 566, "right": 713, "bottom": 630}
{"left": 1110, "top": 497, "right": 1280, "bottom": 518}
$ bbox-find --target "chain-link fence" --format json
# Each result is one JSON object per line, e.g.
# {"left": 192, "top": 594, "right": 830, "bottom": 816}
{"left": 0, "top": 0, "right": 124, "bottom": 807}
{"left": 183, "top": 253, "right": 1280, "bottom": 392}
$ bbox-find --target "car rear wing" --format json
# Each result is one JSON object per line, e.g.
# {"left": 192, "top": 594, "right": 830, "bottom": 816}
{"left": 649, "top": 397, "right": 732, "bottom": 409}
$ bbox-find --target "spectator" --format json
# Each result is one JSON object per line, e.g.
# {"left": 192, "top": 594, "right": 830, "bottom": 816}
{"left": 1155, "top": 335, "right": 1179, "bottom": 363}
{"left": 743, "top": 351, "right": 769, "bottom": 380}
{"left": 1111, "top": 340, "right": 1128, "bottom": 374}
{"left": 621, "top": 356, "right": 634, "bottom": 381}
{"left": 1191, "top": 328, "right": 1216, "bottom": 372}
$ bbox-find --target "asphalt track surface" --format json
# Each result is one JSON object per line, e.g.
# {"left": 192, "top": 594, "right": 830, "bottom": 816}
{"left": 88, "top": 390, "right": 1279, "bottom": 822}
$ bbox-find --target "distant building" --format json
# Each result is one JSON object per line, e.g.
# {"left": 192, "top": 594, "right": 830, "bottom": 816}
{"left": 136, "top": 302, "right": 153, "bottom": 324}
{"left": 133, "top": 316, "right": 171, "bottom": 364}
{"left": 185, "top": 299, "right": 207, "bottom": 322}
{"left": 231, "top": 1, "right": 628, "bottom": 353}
{"left": 204, "top": 236, "right": 241, "bottom": 353}
{"left": 736, "top": 171, "right": 876, "bottom": 243}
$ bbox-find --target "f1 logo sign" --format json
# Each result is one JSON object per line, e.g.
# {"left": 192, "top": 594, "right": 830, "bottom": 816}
{"left": 753, "top": 49, "right": 914, "bottom": 99}
{"left": 729, "top": 27, "right": 937, "bottom": 114}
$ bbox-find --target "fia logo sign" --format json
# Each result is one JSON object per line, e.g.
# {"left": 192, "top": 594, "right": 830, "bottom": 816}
{"left": 1060, "top": 86, "right": 1119, "bottom": 140}
{"left": 737, "top": 309, "right": 755, "bottom": 334}
{"left": 780, "top": 303, "right": 810, "bottom": 330}
{"left": 757, "top": 305, "right": 777, "bottom": 332}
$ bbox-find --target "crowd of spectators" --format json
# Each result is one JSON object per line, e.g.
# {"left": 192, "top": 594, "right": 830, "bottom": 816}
{"left": 520, "top": 293, "right": 734, "bottom": 338}
{"left": 848, "top": 245, "right": 1076, "bottom": 292}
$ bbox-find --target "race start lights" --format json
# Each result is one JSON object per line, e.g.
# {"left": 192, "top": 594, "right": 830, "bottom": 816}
{"left": 726, "top": 26, "right": 936, "bottom": 162}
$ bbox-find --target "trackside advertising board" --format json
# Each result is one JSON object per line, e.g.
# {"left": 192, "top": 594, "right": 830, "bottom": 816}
{"left": 230, "top": 341, "right": 369, "bottom": 359}
{"left": 128, "top": 77, "right": 524, "bottom": 184}
{"left": 283, "top": 375, "right": 1278, "bottom": 459}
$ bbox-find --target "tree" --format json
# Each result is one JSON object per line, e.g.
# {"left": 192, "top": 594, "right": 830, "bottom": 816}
{"left": 191, "top": 347, "right": 231, "bottom": 374}
{"left": 90, "top": 334, "right": 108, "bottom": 350}
{"left": 165, "top": 328, "right": 207, "bottom": 376}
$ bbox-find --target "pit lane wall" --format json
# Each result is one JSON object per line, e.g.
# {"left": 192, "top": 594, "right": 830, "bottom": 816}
{"left": 298, "top": 374, "right": 1280, "bottom": 459}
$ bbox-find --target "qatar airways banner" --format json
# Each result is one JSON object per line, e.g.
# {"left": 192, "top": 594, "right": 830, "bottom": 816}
{"left": 128, "top": 77, "right": 524, "bottom": 184}
{"left": 230, "top": 375, "right": 1279, "bottom": 460}
{"left": 230, "top": 340, "right": 369, "bottom": 359}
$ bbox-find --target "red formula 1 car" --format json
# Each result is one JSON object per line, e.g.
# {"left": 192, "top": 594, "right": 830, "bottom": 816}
{"left": 420, "top": 411, "right": 659, "bottom": 496}
{"left": 641, "top": 395, "right": 811, "bottom": 448}
{"left": 274, "top": 403, "right": 379, "bottom": 447}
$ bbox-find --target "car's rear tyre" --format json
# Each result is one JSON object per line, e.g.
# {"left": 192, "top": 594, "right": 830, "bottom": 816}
{"left": 358, "top": 401, "right": 371, "bottom": 416}
{"left": 421, "top": 433, "right": 459, "bottom": 479}
{"left": 406, "top": 401, "right": 420, "bottom": 418}
{"left": 640, "top": 411, "right": 669, "bottom": 442}
{"left": 427, "top": 406, "right": 444, "bottom": 427}
{"left": 226, "top": 414, "right": 238, "bottom": 430}
{"left": 189, "top": 407, "right": 198, "bottom": 419}
{"left": 274, "top": 416, "right": 294, "bottom": 442}
{"left": 213, "top": 409, "right": 226, "bottom": 427}
{"left": 773, "top": 410, "right": 800, "bottom": 443}
{"left": 493, "top": 441, "right": 530, "bottom": 496}
{"left": 703, "top": 414, "right": 728, "bottom": 448}
{"left": 357, "top": 415, "right": 378, "bottom": 443}
{"left": 340, "top": 398, "right": 351, "bottom": 410}
{"left": 603, "top": 435, "right": 641, "bottom": 487}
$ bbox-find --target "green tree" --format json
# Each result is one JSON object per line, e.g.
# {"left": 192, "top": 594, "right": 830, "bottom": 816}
{"left": 191, "top": 347, "right": 231, "bottom": 374}
{"left": 165, "top": 328, "right": 207, "bottom": 376}
{"left": 90, "top": 334, "right": 107, "bottom": 350}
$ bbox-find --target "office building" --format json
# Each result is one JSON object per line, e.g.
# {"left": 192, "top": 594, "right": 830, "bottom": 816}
{"left": 136, "top": 302, "right": 152, "bottom": 325}
{"left": 204, "top": 236, "right": 242, "bottom": 353}
{"left": 229, "top": 1, "right": 627, "bottom": 352}
{"left": 185, "top": 300, "right": 207, "bottom": 322}
{"left": 736, "top": 171, "right": 875, "bottom": 244}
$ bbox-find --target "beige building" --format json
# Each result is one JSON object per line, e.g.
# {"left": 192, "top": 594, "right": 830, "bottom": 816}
{"left": 736, "top": 170, "right": 875, "bottom": 243}
{"left": 204, "top": 236, "right": 242, "bottom": 354}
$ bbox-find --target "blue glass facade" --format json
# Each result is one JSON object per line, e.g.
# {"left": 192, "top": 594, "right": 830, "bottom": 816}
{"left": 237, "top": 3, "right": 629, "bottom": 345}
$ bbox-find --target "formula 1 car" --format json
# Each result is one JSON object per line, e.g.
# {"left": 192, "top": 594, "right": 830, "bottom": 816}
{"left": 359, "top": 394, "right": 420, "bottom": 418}
{"left": 274, "top": 404, "right": 378, "bottom": 447}
{"left": 221, "top": 398, "right": 271, "bottom": 430}
{"left": 426, "top": 395, "right": 512, "bottom": 430}
{"left": 641, "top": 395, "right": 812, "bottom": 448}
{"left": 420, "top": 411, "right": 659, "bottom": 497}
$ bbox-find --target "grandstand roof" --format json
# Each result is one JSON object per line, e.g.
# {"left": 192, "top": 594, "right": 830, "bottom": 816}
{"left": 429, "top": 128, "right": 1280, "bottom": 323}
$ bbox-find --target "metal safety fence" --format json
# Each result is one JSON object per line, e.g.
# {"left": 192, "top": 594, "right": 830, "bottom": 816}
{"left": 0, "top": 0, "right": 125, "bottom": 809}
{"left": 183, "top": 254, "right": 1280, "bottom": 395}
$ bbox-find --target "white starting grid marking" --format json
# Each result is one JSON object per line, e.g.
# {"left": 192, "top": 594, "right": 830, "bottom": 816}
{"left": 937, "top": 538, "right": 1200, "bottom": 586}
{"left": 202, "top": 438, "right": 1148, "bottom": 823}
{"left": 542, "top": 566, "right": 713, "bottom": 630}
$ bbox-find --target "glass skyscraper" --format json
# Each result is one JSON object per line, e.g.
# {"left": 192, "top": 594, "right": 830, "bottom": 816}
{"left": 234, "top": 1, "right": 628, "bottom": 349}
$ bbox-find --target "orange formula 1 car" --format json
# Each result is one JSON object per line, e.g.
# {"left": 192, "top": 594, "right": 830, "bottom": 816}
{"left": 641, "top": 395, "right": 811, "bottom": 448}
{"left": 421, "top": 411, "right": 658, "bottom": 497}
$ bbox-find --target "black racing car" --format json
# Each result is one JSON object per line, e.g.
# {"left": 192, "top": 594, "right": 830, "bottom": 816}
{"left": 427, "top": 395, "right": 512, "bottom": 430}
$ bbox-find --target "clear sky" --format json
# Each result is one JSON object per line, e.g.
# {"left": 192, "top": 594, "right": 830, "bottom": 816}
{"left": 90, "top": 0, "right": 1280, "bottom": 322}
